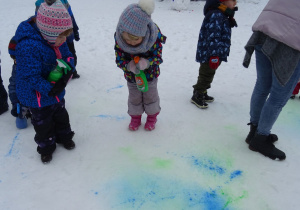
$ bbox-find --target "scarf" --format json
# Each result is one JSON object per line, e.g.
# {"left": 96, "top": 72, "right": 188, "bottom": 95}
{"left": 115, "top": 22, "right": 158, "bottom": 54}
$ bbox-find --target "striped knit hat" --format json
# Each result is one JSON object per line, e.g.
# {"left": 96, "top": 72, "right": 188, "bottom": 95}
{"left": 117, "top": 0, "right": 155, "bottom": 37}
{"left": 36, "top": 0, "right": 73, "bottom": 44}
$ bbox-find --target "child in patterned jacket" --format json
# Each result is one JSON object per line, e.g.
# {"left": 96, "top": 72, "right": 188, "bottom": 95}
{"left": 115, "top": 0, "right": 166, "bottom": 131}
{"left": 191, "top": 0, "right": 238, "bottom": 109}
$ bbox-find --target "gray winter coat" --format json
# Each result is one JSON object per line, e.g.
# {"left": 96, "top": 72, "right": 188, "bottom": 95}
{"left": 243, "top": 0, "right": 300, "bottom": 86}
{"left": 252, "top": 0, "right": 300, "bottom": 52}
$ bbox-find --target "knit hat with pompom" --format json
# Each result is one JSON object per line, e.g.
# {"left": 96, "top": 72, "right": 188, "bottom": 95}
{"left": 36, "top": 0, "right": 73, "bottom": 44}
{"left": 117, "top": 0, "right": 155, "bottom": 37}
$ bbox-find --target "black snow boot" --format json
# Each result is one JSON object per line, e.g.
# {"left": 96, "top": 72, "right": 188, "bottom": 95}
{"left": 191, "top": 91, "right": 208, "bottom": 109}
{"left": 203, "top": 91, "right": 214, "bottom": 102}
{"left": 57, "top": 131, "right": 76, "bottom": 150}
{"left": 37, "top": 144, "right": 56, "bottom": 164}
{"left": 72, "top": 70, "right": 80, "bottom": 79}
{"left": 245, "top": 123, "right": 278, "bottom": 144}
{"left": 41, "top": 154, "right": 53, "bottom": 163}
{"left": 249, "top": 133, "right": 286, "bottom": 160}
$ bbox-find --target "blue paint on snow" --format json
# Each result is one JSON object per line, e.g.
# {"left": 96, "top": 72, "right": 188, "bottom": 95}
{"left": 107, "top": 85, "right": 124, "bottom": 93}
{"left": 230, "top": 170, "right": 242, "bottom": 181}
{"left": 95, "top": 174, "right": 231, "bottom": 210}
{"left": 92, "top": 114, "right": 126, "bottom": 121}
{"left": 190, "top": 155, "right": 226, "bottom": 175}
{"left": 5, "top": 133, "right": 20, "bottom": 157}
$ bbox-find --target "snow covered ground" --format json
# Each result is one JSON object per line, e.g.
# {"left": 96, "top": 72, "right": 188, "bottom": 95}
{"left": 1, "top": 0, "right": 300, "bottom": 209}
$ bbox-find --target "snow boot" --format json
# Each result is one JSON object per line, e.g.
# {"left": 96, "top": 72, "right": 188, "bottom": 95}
{"left": 245, "top": 123, "right": 278, "bottom": 144}
{"left": 56, "top": 131, "right": 76, "bottom": 150}
{"left": 41, "top": 154, "right": 52, "bottom": 163}
{"left": 249, "top": 133, "right": 286, "bottom": 160}
{"left": 129, "top": 115, "right": 142, "bottom": 131}
{"left": 145, "top": 112, "right": 159, "bottom": 131}
{"left": 72, "top": 70, "right": 80, "bottom": 79}
{"left": 37, "top": 144, "right": 56, "bottom": 164}
{"left": 191, "top": 91, "right": 208, "bottom": 109}
{"left": 203, "top": 91, "right": 214, "bottom": 102}
{"left": 290, "top": 94, "right": 295, "bottom": 99}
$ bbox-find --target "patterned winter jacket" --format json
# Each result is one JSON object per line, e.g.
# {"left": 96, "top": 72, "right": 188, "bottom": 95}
{"left": 196, "top": 9, "right": 232, "bottom": 63}
{"left": 14, "top": 17, "right": 75, "bottom": 108}
{"left": 115, "top": 28, "right": 167, "bottom": 83}
{"left": 35, "top": 0, "right": 80, "bottom": 42}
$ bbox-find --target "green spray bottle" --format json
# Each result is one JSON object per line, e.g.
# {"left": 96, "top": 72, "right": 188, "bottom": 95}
{"left": 47, "top": 59, "right": 72, "bottom": 82}
{"left": 134, "top": 56, "right": 148, "bottom": 92}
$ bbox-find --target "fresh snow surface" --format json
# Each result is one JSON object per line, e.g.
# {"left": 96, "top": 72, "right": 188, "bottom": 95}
{"left": 0, "top": 0, "right": 300, "bottom": 209}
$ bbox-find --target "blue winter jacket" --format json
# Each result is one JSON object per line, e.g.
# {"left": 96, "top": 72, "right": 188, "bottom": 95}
{"left": 196, "top": 9, "right": 232, "bottom": 63}
{"left": 14, "top": 17, "right": 74, "bottom": 108}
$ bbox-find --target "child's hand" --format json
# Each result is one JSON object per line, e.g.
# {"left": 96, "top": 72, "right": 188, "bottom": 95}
{"left": 209, "top": 56, "right": 220, "bottom": 70}
{"left": 136, "top": 58, "right": 150, "bottom": 70}
{"left": 127, "top": 60, "right": 140, "bottom": 74}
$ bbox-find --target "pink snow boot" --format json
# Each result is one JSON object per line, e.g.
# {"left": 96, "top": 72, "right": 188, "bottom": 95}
{"left": 144, "top": 112, "right": 159, "bottom": 131}
{"left": 129, "top": 115, "right": 142, "bottom": 131}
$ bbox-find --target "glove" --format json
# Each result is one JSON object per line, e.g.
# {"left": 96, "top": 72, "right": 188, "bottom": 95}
{"left": 136, "top": 58, "right": 150, "bottom": 71}
{"left": 74, "top": 32, "right": 80, "bottom": 41}
{"left": 127, "top": 60, "right": 140, "bottom": 74}
{"left": 209, "top": 56, "right": 220, "bottom": 70}
{"left": 48, "top": 67, "right": 73, "bottom": 97}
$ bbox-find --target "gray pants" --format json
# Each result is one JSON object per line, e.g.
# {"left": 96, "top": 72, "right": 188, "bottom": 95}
{"left": 127, "top": 79, "right": 161, "bottom": 115}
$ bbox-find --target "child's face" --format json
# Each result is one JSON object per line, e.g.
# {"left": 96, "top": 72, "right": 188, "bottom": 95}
{"left": 122, "top": 32, "right": 143, "bottom": 46}
{"left": 222, "top": 0, "right": 237, "bottom": 10}
{"left": 55, "top": 35, "right": 67, "bottom": 47}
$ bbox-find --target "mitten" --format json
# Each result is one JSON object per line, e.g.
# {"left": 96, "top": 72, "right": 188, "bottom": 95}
{"left": 127, "top": 60, "right": 140, "bottom": 74}
{"left": 209, "top": 56, "right": 220, "bottom": 70}
{"left": 136, "top": 58, "right": 150, "bottom": 71}
{"left": 48, "top": 68, "right": 73, "bottom": 97}
{"left": 74, "top": 32, "right": 80, "bottom": 41}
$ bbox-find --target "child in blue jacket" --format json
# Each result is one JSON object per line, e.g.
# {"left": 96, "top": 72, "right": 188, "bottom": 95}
{"left": 191, "top": 0, "right": 237, "bottom": 109}
{"left": 35, "top": 0, "right": 80, "bottom": 78}
{"left": 14, "top": 1, "right": 76, "bottom": 163}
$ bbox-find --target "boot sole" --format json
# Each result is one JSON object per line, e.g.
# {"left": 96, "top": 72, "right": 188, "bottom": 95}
{"left": 248, "top": 145, "right": 286, "bottom": 160}
{"left": 190, "top": 99, "right": 208, "bottom": 109}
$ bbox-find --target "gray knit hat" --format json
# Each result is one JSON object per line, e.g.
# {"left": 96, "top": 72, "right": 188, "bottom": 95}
{"left": 117, "top": 0, "right": 155, "bottom": 37}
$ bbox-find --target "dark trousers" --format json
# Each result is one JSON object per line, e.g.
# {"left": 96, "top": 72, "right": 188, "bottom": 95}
{"left": 193, "top": 63, "right": 218, "bottom": 93}
{"left": 0, "top": 69, "right": 8, "bottom": 110}
{"left": 30, "top": 99, "right": 72, "bottom": 155}
{"left": 67, "top": 41, "right": 77, "bottom": 67}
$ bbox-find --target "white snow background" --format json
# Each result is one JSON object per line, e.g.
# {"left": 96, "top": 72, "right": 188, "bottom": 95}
{"left": 0, "top": 0, "right": 300, "bottom": 209}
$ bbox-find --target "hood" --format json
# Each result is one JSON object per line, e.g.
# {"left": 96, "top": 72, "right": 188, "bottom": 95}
{"left": 14, "top": 17, "right": 44, "bottom": 44}
{"left": 204, "top": 0, "right": 220, "bottom": 15}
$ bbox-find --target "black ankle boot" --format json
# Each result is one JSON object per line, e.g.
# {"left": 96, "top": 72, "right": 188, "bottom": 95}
{"left": 245, "top": 123, "right": 278, "bottom": 144}
{"left": 57, "top": 131, "right": 76, "bottom": 150}
{"left": 249, "top": 133, "right": 286, "bottom": 160}
{"left": 203, "top": 91, "right": 214, "bottom": 102}
{"left": 41, "top": 154, "right": 52, "bottom": 163}
{"left": 191, "top": 91, "right": 208, "bottom": 109}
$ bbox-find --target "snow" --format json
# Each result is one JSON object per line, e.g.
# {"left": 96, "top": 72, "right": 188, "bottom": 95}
{"left": 1, "top": 0, "right": 300, "bottom": 209}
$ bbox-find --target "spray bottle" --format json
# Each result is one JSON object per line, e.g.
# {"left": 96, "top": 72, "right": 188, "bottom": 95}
{"left": 47, "top": 59, "right": 72, "bottom": 82}
{"left": 134, "top": 56, "right": 148, "bottom": 92}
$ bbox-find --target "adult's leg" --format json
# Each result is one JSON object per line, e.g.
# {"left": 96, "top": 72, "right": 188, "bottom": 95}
{"left": 249, "top": 45, "right": 273, "bottom": 126}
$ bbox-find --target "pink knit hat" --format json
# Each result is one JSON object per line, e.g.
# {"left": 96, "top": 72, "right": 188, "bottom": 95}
{"left": 36, "top": 0, "right": 73, "bottom": 44}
